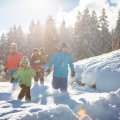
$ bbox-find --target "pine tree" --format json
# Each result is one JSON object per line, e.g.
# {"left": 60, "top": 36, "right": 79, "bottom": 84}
{"left": 59, "top": 20, "right": 66, "bottom": 43}
{"left": 80, "top": 8, "right": 93, "bottom": 58}
{"left": 7, "top": 25, "right": 25, "bottom": 53}
{"left": 89, "top": 10, "right": 101, "bottom": 55}
{"left": 27, "top": 20, "right": 43, "bottom": 55}
{"left": 59, "top": 20, "right": 72, "bottom": 44}
{"left": 59, "top": 20, "right": 74, "bottom": 55}
{"left": 0, "top": 33, "right": 7, "bottom": 60}
{"left": 0, "top": 33, "right": 6, "bottom": 44}
{"left": 99, "top": 8, "right": 111, "bottom": 52}
{"left": 114, "top": 11, "right": 120, "bottom": 39}
{"left": 74, "top": 11, "right": 82, "bottom": 36}
{"left": 43, "top": 16, "right": 58, "bottom": 57}
{"left": 17, "top": 26, "right": 26, "bottom": 54}
{"left": 73, "top": 11, "right": 82, "bottom": 60}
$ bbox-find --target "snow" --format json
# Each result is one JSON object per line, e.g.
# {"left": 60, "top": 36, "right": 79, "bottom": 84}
{"left": 74, "top": 50, "right": 120, "bottom": 92}
{"left": 1, "top": 50, "right": 120, "bottom": 120}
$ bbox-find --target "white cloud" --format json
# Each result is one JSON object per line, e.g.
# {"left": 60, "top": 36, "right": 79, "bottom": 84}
{"left": 57, "top": 0, "right": 120, "bottom": 30}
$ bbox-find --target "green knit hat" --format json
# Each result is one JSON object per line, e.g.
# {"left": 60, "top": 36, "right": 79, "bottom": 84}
{"left": 21, "top": 56, "right": 29, "bottom": 65}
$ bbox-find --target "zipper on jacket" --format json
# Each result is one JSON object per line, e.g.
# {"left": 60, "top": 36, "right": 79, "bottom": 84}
{"left": 61, "top": 52, "right": 65, "bottom": 78}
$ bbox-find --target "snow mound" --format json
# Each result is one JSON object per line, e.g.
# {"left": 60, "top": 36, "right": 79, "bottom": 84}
{"left": 1, "top": 103, "right": 79, "bottom": 120}
{"left": 73, "top": 50, "right": 120, "bottom": 92}
{"left": 18, "top": 105, "right": 79, "bottom": 120}
{"left": 31, "top": 83, "right": 49, "bottom": 101}
{"left": 83, "top": 89, "right": 120, "bottom": 120}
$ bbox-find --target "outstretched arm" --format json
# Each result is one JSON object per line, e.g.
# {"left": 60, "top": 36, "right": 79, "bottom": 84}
{"left": 47, "top": 54, "right": 55, "bottom": 70}
{"left": 13, "top": 69, "right": 20, "bottom": 79}
{"left": 69, "top": 55, "right": 74, "bottom": 72}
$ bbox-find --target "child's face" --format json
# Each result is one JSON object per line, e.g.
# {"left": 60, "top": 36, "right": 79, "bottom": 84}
{"left": 34, "top": 51, "right": 39, "bottom": 55}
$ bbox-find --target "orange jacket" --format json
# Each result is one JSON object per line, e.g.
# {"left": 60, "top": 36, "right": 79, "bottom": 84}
{"left": 6, "top": 52, "right": 23, "bottom": 70}
{"left": 32, "top": 66, "right": 39, "bottom": 71}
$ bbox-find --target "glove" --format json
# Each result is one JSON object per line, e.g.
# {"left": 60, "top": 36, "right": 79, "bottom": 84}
{"left": 10, "top": 77, "right": 15, "bottom": 83}
{"left": 45, "top": 68, "right": 51, "bottom": 76}
{"left": 71, "top": 71, "right": 75, "bottom": 77}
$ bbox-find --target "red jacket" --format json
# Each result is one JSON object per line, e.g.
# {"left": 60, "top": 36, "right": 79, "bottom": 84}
{"left": 6, "top": 52, "right": 23, "bottom": 70}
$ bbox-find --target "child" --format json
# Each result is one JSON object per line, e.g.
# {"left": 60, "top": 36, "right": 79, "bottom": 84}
{"left": 11, "top": 56, "right": 36, "bottom": 101}
{"left": 31, "top": 48, "right": 41, "bottom": 83}
{"left": 39, "top": 47, "right": 47, "bottom": 85}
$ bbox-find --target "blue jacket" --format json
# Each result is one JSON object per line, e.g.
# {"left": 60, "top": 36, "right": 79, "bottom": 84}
{"left": 47, "top": 51, "right": 74, "bottom": 78}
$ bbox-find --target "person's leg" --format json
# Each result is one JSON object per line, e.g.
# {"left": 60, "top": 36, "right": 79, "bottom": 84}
{"left": 34, "top": 72, "right": 39, "bottom": 83}
{"left": 52, "top": 77, "right": 60, "bottom": 90}
{"left": 25, "top": 86, "right": 31, "bottom": 102}
{"left": 12, "top": 78, "right": 19, "bottom": 91}
{"left": 18, "top": 85, "right": 26, "bottom": 100}
{"left": 8, "top": 70, "right": 18, "bottom": 91}
{"left": 60, "top": 78, "right": 68, "bottom": 92}
{"left": 39, "top": 67, "right": 44, "bottom": 85}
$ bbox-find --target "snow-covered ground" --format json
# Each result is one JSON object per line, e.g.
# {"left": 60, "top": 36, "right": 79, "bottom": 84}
{"left": 1, "top": 50, "right": 120, "bottom": 120}
{"left": 73, "top": 50, "right": 120, "bottom": 92}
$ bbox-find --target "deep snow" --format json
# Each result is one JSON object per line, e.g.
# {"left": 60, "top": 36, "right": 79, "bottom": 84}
{"left": 1, "top": 50, "right": 120, "bottom": 120}
{"left": 73, "top": 50, "right": 120, "bottom": 92}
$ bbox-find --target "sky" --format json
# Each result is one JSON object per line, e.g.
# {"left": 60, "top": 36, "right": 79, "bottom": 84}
{"left": 0, "top": 0, "right": 119, "bottom": 33}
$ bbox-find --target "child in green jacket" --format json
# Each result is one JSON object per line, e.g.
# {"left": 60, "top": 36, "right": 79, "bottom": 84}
{"left": 11, "top": 56, "right": 36, "bottom": 101}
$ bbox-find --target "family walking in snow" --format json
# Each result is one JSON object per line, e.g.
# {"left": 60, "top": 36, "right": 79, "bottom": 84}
{"left": 4, "top": 42, "right": 75, "bottom": 101}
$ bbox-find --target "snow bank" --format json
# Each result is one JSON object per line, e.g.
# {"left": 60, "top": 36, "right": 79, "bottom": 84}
{"left": 83, "top": 89, "right": 120, "bottom": 120}
{"left": 1, "top": 89, "right": 120, "bottom": 120}
{"left": 16, "top": 105, "right": 79, "bottom": 120}
{"left": 74, "top": 50, "right": 120, "bottom": 92}
{"left": 31, "top": 83, "right": 50, "bottom": 102}
{"left": 0, "top": 101, "right": 79, "bottom": 120}
{"left": 1, "top": 83, "right": 120, "bottom": 120}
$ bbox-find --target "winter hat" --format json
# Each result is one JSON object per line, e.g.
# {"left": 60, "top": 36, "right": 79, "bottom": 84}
{"left": 33, "top": 48, "right": 39, "bottom": 52}
{"left": 11, "top": 43, "right": 17, "bottom": 49}
{"left": 60, "top": 43, "right": 67, "bottom": 49}
{"left": 20, "top": 56, "right": 30, "bottom": 66}
{"left": 39, "top": 47, "right": 44, "bottom": 52}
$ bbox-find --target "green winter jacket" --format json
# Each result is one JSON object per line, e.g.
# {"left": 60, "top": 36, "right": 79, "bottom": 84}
{"left": 13, "top": 67, "right": 36, "bottom": 87}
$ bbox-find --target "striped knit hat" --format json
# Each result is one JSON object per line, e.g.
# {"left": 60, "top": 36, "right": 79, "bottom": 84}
{"left": 20, "top": 56, "right": 30, "bottom": 66}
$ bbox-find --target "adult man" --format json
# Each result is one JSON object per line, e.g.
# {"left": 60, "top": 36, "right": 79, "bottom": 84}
{"left": 5, "top": 43, "right": 23, "bottom": 90}
{"left": 46, "top": 43, "right": 75, "bottom": 92}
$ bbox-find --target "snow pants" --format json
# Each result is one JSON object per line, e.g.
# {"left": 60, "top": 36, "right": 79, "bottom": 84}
{"left": 52, "top": 76, "right": 68, "bottom": 92}
{"left": 34, "top": 67, "right": 44, "bottom": 85}
{"left": 18, "top": 84, "right": 31, "bottom": 101}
